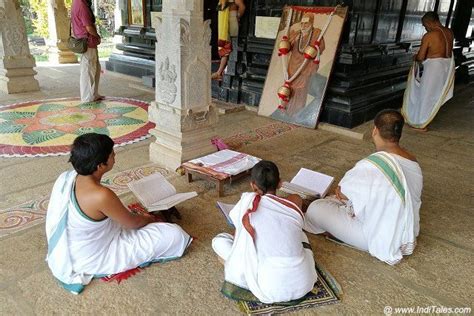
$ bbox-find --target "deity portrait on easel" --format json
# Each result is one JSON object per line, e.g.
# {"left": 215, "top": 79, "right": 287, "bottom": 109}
{"left": 258, "top": 6, "right": 348, "bottom": 128}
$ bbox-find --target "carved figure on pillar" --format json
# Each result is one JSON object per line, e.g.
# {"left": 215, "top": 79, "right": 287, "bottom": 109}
{"left": 148, "top": 0, "right": 218, "bottom": 170}
{"left": 0, "top": 0, "right": 40, "bottom": 93}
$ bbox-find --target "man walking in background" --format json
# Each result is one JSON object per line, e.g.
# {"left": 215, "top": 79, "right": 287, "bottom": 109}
{"left": 71, "top": 0, "right": 103, "bottom": 102}
{"left": 402, "top": 11, "right": 454, "bottom": 131}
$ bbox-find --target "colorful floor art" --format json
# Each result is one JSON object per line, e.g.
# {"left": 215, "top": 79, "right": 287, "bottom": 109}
{"left": 0, "top": 165, "right": 169, "bottom": 238}
{"left": 0, "top": 97, "right": 154, "bottom": 157}
{"left": 223, "top": 122, "right": 299, "bottom": 150}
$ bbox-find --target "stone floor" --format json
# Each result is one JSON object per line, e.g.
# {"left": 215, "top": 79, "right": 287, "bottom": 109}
{"left": 0, "top": 63, "right": 472, "bottom": 315}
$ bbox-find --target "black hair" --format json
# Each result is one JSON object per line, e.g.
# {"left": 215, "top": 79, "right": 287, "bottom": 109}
{"left": 251, "top": 160, "right": 280, "bottom": 194}
{"left": 69, "top": 133, "right": 114, "bottom": 175}
{"left": 422, "top": 11, "right": 439, "bottom": 22}
{"left": 374, "top": 109, "right": 404, "bottom": 142}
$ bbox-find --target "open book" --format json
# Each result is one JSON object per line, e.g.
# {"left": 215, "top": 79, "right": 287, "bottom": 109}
{"left": 281, "top": 168, "right": 334, "bottom": 199}
{"left": 128, "top": 173, "right": 198, "bottom": 211}
{"left": 216, "top": 201, "right": 235, "bottom": 228}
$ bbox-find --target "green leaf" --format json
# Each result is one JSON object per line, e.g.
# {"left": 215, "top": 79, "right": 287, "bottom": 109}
{"left": 37, "top": 104, "right": 66, "bottom": 112}
{"left": 75, "top": 127, "right": 110, "bottom": 136}
{"left": 0, "top": 112, "right": 35, "bottom": 120}
{"left": 104, "top": 107, "right": 137, "bottom": 115}
{"left": 106, "top": 117, "right": 145, "bottom": 126}
{"left": 0, "top": 122, "right": 25, "bottom": 134}
{"left": 22, "top": 129, "right": 65, "bottom": 145}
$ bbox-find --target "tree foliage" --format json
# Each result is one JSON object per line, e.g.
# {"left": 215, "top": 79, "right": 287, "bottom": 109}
{"left": 29, "top": 0, "right": 49, "bottom": 37}
{"left": 20, "top": 0, "right": 114, "bottom": 38}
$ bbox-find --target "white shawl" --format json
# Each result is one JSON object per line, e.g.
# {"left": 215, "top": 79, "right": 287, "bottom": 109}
{"left": 224, "top": 192, "right": 317, "bottom": 303}
{"left": 339, "top": 152, "right": 421, "bottom": 265}
{"left": 45, "top": 170, "right": 93, "bottom": 294}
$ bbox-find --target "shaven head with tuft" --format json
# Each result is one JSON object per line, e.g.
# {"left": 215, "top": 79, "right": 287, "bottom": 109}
{"left": 250, "top": 160, "right": 280, "bottom": 194}
{"left": 374, "top": 109, "right": 405, "bottom": 143}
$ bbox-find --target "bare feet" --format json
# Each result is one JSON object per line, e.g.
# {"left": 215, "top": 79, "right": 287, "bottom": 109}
{"left": 211, "top": 72, "right": 223, "bottom": 81}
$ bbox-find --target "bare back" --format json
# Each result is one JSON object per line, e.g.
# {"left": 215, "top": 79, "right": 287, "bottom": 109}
{"left": 428, "top": 27, "right": 453, "bottom": 58}
{"left": 418, "top": 26, "right": 453, "bottom": 60}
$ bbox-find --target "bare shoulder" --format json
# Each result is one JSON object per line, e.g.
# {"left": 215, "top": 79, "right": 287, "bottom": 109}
{"left": 94, "top": 185, "right": 119, "bottom": 204}
{"left": 422, "top": 31, "right": 434, "bottom": 42}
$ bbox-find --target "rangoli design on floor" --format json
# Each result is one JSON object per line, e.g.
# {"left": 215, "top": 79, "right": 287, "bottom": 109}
{"left": 0, "top": 97, "right": 154, "bottom": 157}
{"left": 0, "top": 165, "right": 169, "bottom": 238}
{"left": 0, "top": 121, "right": 299, "bottom": 238}
{"left": 224, "top": 122, "right": 299, "bottom": 150}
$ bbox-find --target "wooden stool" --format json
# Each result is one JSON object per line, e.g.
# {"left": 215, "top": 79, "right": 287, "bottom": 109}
{"left": 184, "top": 167, "right": 251, "bottom": 197}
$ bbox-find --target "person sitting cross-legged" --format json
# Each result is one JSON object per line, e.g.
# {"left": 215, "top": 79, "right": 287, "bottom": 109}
{"left": 304, "top": 109, "right": 423, "bottom": 265}
{"left": 46, "top": 133, "right": 192, "bottom": 294}
{"left": 212, "top": 160, "right": 317, "bottom": 303}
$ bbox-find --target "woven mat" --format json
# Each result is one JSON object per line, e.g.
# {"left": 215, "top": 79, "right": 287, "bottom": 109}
{"left": 221, "top": 261, "right": 342, "bottom": 315}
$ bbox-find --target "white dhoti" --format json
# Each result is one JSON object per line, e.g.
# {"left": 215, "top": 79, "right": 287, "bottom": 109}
{"left": 46, "top": 170, "right": 192, "bottom": 294}
{"left": 402, "top": 57, "right": 454, "bottom": 128}
{"left": 80, "top": 48, "right": 101, "bottom": 102}
{"left": 305, "top": 152, "right": 423, "bottom": 265}
{"left": 304, "top": 198, "right": 368, "bottom": 251}
{"left": 213, "top": 192, "right": 317, "bottom": 303}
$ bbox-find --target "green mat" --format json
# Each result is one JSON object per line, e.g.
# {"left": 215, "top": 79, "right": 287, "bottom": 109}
{"left": 221, "top": 261, "right": 342, "bottom": 315}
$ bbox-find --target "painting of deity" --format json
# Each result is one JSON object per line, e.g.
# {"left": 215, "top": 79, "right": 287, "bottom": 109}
{"left": 258, "top": 6, "right": 348, "bottom": 128}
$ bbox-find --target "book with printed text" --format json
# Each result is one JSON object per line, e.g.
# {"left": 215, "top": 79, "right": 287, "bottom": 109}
{"left": 128, "top": 173, "right": 198, "bottom": 211}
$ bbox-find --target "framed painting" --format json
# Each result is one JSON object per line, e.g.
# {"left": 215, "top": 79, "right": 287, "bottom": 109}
{"left": 258, "top": 6, "right": 348, "bottom": 129}
{"left": 128, "top": 0, "right": 146, "bottom": 26}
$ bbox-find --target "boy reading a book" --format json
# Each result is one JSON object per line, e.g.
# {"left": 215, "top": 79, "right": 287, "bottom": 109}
{"left": 304, "top": 110, "right": 423, "bottom": 265}
{"left": 212, "top": 161, "right": 317, "bottom": 303}
{"left": 45, "top": 133, "right": 192, "bottom": 294}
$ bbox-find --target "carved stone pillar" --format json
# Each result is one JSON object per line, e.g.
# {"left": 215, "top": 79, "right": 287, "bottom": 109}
{"left": 0, "top": 0, "right": 40, "bottom": 93}
{"left": 47, "top": 0, "right": 78, "bottom": 64}
{"left": 148, "top": 0, "right": 217, "bottom": 170}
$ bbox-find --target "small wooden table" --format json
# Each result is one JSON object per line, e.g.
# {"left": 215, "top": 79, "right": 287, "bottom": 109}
{"left": 184, "top": 166, "right": 251, "bottom": 197}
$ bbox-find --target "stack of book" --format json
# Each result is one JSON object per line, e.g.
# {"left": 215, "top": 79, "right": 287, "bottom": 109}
{"left": 280, "top": 168, "right": 334, "bottom": 200}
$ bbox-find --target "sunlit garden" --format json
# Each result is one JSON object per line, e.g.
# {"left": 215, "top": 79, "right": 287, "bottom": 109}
{"left": 20, "top": 0, "right": 116, "bottom": 63}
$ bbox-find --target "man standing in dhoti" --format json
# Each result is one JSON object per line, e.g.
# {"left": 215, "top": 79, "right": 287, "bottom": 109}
{"left": 402, "top": 11, "right": 455, "bottom": 132}
{"left": 211, "top": 0, "right": 246, "bottom": 80}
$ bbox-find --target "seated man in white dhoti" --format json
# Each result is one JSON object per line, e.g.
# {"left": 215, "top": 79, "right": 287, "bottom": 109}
{"left": 402, "top": 11, "right": 454, "bottom": 131}
{"left": 212, "top": 161, "right": 317, "bottom": 303}
{"left": 305, "top": 110, "right": 423, "bottom": 265}
{"left": 46, "top": 133, "right": 192, "bottom": 294}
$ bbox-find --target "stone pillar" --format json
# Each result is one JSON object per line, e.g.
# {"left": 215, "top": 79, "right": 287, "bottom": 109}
{"left": 0, "top": 0, "right": 40, "bottom": 93}
{"left": 148, "top": 0, "right": 217, "bottom": 170}
{"left": 47, "top": 0, "right": 78, "bottom": 64}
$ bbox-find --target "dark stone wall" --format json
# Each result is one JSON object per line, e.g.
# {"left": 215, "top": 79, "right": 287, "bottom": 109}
{"left": 212, "top": 0, "right": 416, "bottom": 127}
{"left": 107, "top": 0, "right": 472, "bottom": 128}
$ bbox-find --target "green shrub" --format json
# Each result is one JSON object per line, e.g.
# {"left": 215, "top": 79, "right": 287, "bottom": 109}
{"left": 29, "top": 0, "right": 49, "bottom": 38}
